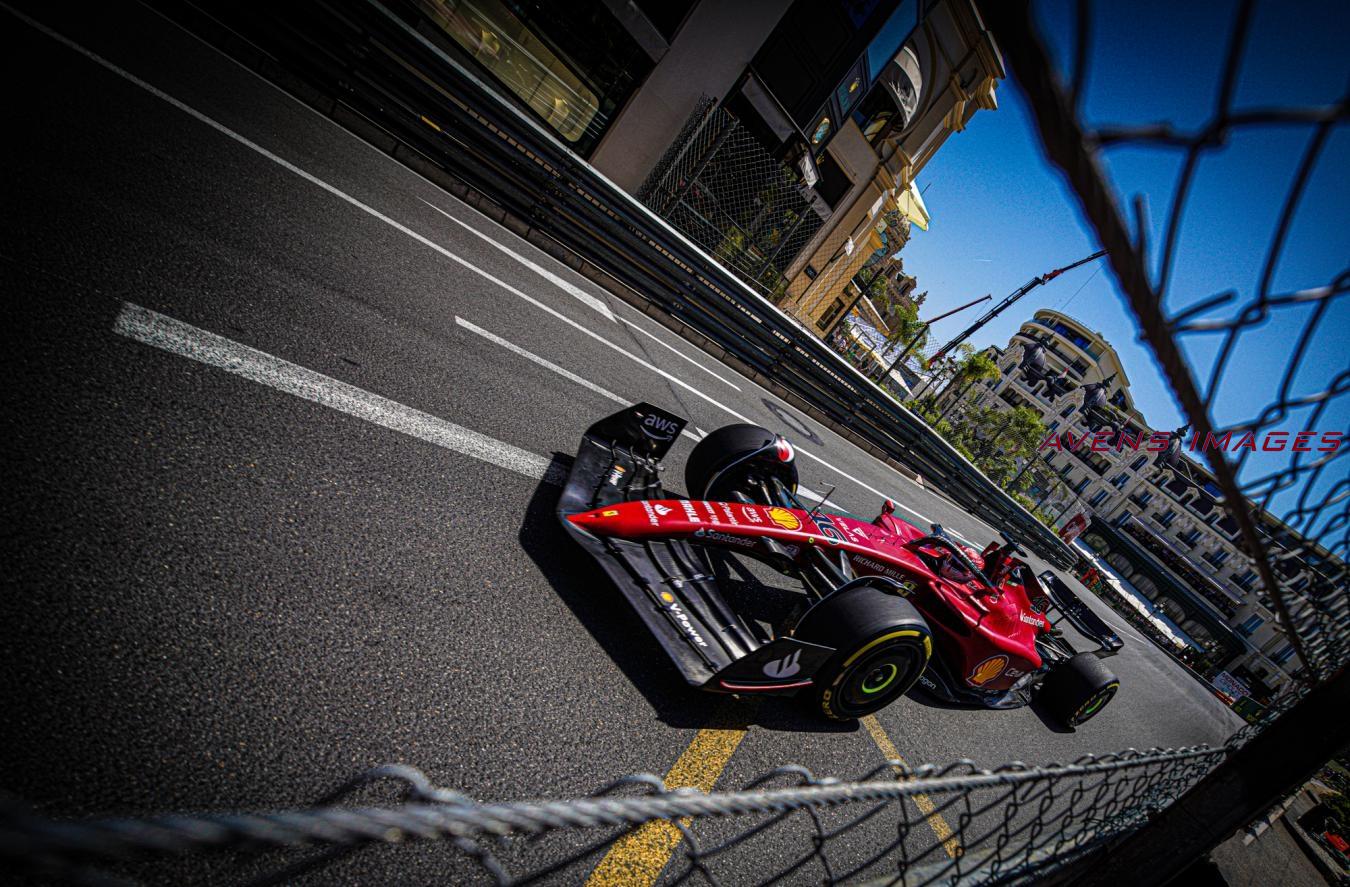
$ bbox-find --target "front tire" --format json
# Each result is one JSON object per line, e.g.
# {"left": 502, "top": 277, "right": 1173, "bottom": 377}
{"left": 1037, "top": 653, "right": 1119, "bottom": 728}
{"left": 685, "top": 423, "right": 797, "bottom": 502}
{"left": 793, "top": 580, "right": 932, "bottom": 720}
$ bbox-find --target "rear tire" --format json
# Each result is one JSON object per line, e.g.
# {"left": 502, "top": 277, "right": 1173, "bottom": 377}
{"left": 685, "top": 424, "right": 795, "bottom": 502}
{"left": 794, "top": 580, "right": 932, "bottom": 720}
{"left": 1037, "top": 652, "right": 1119, "bottom": 728}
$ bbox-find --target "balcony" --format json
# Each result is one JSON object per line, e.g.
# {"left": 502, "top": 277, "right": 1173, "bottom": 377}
{"left": 1004, "top": 372, "right": 1055, "bottom": 407}
{"left": 1202, "top": 551, "right": 1231, "bottom": 571}
{"left": 1067, "top": 448, "right": 1107, "bottom": 477}
{"left": 1118, "top": 515, "right": 1245, "bottom": 617}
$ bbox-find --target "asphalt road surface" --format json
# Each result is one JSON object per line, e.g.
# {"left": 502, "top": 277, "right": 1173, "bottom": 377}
{"left": 0, "top": 4, "right": 1247, "bottom": 883}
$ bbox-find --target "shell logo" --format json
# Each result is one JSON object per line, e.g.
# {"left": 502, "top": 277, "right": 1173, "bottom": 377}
{"left": 660, "top": 591, "right": 676, "bottom": 603}
{"left": 767, "top": 507, "right": 801, "bottom": 531}
{"left": 969, "top": 655, "right": 1010, "bottom": 686}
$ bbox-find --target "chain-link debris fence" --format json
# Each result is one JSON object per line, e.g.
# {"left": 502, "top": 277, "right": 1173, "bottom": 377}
{"left": 638, "top": 96, "right": 935, "bottom": 397}
{"left": 5, "top": 0, "right": 1348, "bottom": 884}
{"left": 637, "top": 97, "right": 825, "bottom": 304}
{"left": 3, "top": 748, "right": 1228, "bottom": 885}
{"left": 984, "top": 0, "right": 1349, "bottom": 683}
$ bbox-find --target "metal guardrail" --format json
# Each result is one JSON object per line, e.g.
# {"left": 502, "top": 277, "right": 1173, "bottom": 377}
{"left": 10, "top": 2, "right": 1344, "bottom": 885}
{"left": 145, "top": 0, "right": 1078, "bottom": 571}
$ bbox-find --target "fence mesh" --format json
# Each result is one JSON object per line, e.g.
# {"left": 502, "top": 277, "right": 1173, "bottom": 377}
{"left": 983, "top": 0, "right": 1349, "bottom": 684}
{"left": 637, "top": 98, "right": 825, "bottom": 303}
{"left": 3, "top": 750, "right": 1227, "bottom": 886}
{"left": 638, "top": 97, "right": 937, "bottom": 398}
{"left": 5, "top": 0, "right": 1348, "bottom": 884}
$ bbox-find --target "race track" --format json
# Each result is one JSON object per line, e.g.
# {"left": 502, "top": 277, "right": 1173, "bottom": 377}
{"left": 0, "top": 4, "right": 1246, "bottom": 881}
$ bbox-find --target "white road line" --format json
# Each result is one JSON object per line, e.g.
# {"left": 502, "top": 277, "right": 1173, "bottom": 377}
{"left": 11, "top": 5, "right": 749, "bottom": 446}
{"left": 456, "top": 316, "right": 624, "bottom": 404}
{"left": 616, "top": 317, "right": 741, "bottom": 391}
{"left": 455, "top": 316, "right": 700, "bottom": 442}
{"left": 795, "top": 448, "right": 931, "bottom": 525}
{"left": 114, "top": 303, "right": 567, "bottom": 487}
{"left": 11, "top": 4, "right": 989, "bottom": 542}
{"left": 796, "top": 486, "right": 843, "bottom": 510}
{"left": 418, "top": 197, "right": 615, "bottom": 322}
{"left": 3, "top": 5, "right": 618, "bottom": 358}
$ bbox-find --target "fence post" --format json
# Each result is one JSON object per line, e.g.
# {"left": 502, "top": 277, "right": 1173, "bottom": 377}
{"left": 1056, "top": 667, "right": 1350, "bottom": 886}
{"left": 754, "top": 208, "right": 813, "bottom": 282}
{"left": 659, "top": 116, "right": 737, "bottom": 217}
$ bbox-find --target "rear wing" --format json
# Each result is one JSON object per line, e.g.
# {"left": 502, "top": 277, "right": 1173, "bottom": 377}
{"left": 1035, "top": 570, "right": 1124, "bottom": 657}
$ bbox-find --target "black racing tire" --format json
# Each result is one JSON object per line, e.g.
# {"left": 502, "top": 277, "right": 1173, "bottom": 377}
{"left": 1037, "top": 653, "right": 1119, "bottom": 728}
{"left": 793, "top": 580, "right": 932, "bottom": 721}
{"left": 685, "top": 423, "right": 792, "bottom": 502}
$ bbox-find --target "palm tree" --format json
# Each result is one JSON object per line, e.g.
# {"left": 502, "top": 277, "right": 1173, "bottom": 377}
{"left": 938, "top": 348, "right": 1001, "bottom": 420}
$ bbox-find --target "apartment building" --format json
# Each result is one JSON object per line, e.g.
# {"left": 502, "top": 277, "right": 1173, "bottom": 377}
{"left": 941, "top": 309, "right": 1341, "bottom": 697}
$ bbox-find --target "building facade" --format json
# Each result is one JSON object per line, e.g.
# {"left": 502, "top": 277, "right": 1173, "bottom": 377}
{"left": 434, "top": 0, "right": 1002, "bottom": 323}
{"left": 941, "top": 309, "right": 1340, "bottom": 697}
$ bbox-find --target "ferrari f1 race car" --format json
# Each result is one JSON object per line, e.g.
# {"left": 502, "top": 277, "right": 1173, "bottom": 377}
{"left": 558, "top": 403, "right": 1123, "bottom": 726}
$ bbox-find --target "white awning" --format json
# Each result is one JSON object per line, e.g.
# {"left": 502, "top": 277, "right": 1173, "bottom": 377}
{"left": 894, "top": 180, "right": 929, "bottom": 230}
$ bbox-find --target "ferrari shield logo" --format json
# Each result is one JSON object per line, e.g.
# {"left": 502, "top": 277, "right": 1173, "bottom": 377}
{"left": 969, "top": 655, "right": 1009, "bottom": 686}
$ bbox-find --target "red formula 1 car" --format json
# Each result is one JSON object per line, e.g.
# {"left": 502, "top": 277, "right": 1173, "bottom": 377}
{"left": 558, "top": 404, "right": 1122, "bottom": 726}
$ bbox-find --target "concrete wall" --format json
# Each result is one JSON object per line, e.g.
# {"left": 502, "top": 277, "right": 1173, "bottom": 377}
{"left": 589, "top": 0, "right": 792, "bottom": 194}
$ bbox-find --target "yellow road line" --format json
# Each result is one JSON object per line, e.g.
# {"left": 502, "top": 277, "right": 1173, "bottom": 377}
{"left": 585, "top": 727, "right": 748, "bottom": 887}
{"left": 862, "top": 715, "right": 963, "bottom": 858}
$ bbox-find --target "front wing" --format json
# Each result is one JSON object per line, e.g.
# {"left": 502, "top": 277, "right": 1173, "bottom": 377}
{"left": 556, "top": 404, "right": 833, "bottom": 692}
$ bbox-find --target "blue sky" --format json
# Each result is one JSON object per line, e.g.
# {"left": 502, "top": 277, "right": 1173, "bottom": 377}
{"left": 897, "top": 0, "right": 1348, "bottom": 542}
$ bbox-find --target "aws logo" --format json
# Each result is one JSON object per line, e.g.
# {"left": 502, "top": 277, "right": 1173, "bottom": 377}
{"left": 641, "top": 414, "right": 680, "bottom": 441}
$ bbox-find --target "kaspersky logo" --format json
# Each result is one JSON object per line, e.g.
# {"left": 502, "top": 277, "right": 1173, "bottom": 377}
{"left": 762, "top": 649, "right": 802, "bottom": 678}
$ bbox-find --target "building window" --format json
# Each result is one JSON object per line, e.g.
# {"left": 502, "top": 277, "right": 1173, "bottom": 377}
{"left": 1155, "top": 509, "right": 1176, "bottom": 528}
{"left": 1060, "top": 405, "right": 1076, "bottom": 418}
{"left": 1236, "top": 615, "right": 1263, "bottom": 636}
{"left": 1234, "top": 569, "right": 1257, "bottom": 590}
{"left": 813, "top": 151, "right": 852, "bottom": 208}
{"left": 833, "top": 59, "right": 866, "bottom": 117}
{"left": 810, "top": 114, "right": 833, "bottom": 146}
{"left": 421, "top": 0, "right": 651, "bottom": 153}
{"left": 1204, "top": 549, "right": 1231, "bottom": 568}
{"left": 1111, "top": 472, "right": 1129, "bottom": 489}
{"left": 1130, "top": 455, "right": 1148, "bottom": 471}
{"left": 1272, "top": 644, "right": 1295, "bottom": 666}
{"left": 817, "top": 298, "right": 846, "bottom": 330}
{"left": 1088, "top": 489, "right": 1109, "bottom": 508}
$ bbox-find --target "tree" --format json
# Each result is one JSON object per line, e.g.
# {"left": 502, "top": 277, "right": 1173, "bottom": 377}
{"left": 882, "top": 294, "right": 926, "bottom": 352}
{"left": 937, "top": 349, "right": 1000, "bottom": 420}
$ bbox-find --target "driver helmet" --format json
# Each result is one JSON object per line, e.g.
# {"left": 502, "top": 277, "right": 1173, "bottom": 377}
{"left": 939, "top": 547, "right": 982, "bottom": 584}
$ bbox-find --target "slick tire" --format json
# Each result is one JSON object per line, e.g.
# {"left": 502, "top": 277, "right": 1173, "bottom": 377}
{"left": 685, "top": 424, "right": 795, "bottom": 502}
{"left": 1037, "top": 652, "right": 1119, "bottom": 728}
{"left": 794, "top": 580, "right": 932, "bottom": 721}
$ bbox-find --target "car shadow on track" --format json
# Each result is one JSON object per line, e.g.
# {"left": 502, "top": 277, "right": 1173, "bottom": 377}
{"left": 520, "top": 455, "right": 855, "bottom": 734}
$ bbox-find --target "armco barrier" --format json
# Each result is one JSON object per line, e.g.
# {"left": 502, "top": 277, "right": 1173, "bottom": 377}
{"left": 145, "top": 0, "right": 1078, "bottom": 571}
